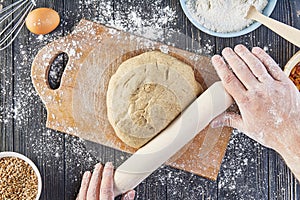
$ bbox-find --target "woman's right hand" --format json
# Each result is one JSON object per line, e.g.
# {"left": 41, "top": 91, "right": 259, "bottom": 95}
{"left": 211, "top": 45, "right": 300, "bottom": 180}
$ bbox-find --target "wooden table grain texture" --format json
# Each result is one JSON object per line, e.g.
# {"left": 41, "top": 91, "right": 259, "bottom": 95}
{"left": 0, "top": 0, "right": 299, "bottom": 199}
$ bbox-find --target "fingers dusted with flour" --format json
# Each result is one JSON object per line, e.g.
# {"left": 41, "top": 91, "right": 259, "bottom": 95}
{"left": 87, "top": 163, "right": 103, "bottom": 200}
{"left": 234, "top": 45, "right": 272, "bottom": 83}
{"left": 77, "top": 171, "right": 92, "bottom": 200}
{"left": 211, "top": 54, "right": 246, "bottom": 102}
{"left": 100, "top": 162, "right": 114, "bottom": 200}
{"left": 122, "top": 190, "right": 136, "bottom": 200}
{"left": 77, "top": 162, "right": 136, "bottom": 199}
{"left": 251, "top": 47, "right": 288, "bottom": 82}
{"left": 211, "top": 112, "right": 244, "bottom": 131}
{"left": 221, "top": 47, "right": 259, "bottom": 88}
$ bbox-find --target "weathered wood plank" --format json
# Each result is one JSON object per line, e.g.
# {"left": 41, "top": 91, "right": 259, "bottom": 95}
{"left": 0, "top": 0, "right": 14, "bottom": 152}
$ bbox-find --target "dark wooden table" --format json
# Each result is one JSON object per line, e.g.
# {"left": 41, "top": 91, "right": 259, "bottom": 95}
{"left": 1, "top": 0, "right": 299, "bottom": 199}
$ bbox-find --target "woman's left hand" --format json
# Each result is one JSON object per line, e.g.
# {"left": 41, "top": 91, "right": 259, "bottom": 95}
{"left": 76, "top": 162, "right": 135, "bottom": 200}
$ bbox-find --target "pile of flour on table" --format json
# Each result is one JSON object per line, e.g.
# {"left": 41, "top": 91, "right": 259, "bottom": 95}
{"left": 186, "top": 0, "right": 268, "bottom": 33}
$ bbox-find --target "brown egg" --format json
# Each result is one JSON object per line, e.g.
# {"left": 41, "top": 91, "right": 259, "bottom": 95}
{"left": 25, "top": 8, "right": 60, "bottom": 35}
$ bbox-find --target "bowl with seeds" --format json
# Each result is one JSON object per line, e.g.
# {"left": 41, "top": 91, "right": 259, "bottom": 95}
{"left": 0, "top": 152, "right": 42, "bottom": 200}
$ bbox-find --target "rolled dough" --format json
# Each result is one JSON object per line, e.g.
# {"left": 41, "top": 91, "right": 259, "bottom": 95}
{"left": 107, "top": 51, "right": 202, "bottom": 148}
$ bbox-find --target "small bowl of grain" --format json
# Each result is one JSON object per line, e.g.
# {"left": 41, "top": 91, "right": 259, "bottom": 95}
{"left": 0, "top": 152, "right": 42, "bottom": 200}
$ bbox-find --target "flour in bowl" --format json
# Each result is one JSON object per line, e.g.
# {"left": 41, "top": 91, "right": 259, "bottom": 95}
{"left": 186, "top": 0, "right": 268, "bottom": 33}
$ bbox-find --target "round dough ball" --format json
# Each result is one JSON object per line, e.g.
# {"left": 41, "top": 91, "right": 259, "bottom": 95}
{"left": 107, "top": 51, "right": 202, "bottom": 148}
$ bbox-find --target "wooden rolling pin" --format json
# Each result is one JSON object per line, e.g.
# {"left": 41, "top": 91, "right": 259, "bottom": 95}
{"left": 113, "top": 82, "right": 233, "bottom": 196}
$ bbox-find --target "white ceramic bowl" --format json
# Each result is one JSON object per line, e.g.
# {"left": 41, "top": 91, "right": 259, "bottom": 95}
{"left": 180, "top": 0, "right": 278, "bottom": 38}
{"left": 0, "top": 152, "right": 42, "bottom": 200}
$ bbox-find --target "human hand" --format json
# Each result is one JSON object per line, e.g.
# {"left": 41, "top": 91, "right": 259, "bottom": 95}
{"left": 76, "top": 162, "right": 135, "bottom": 200}
{"left": 211, "top": 45, "right": 300, "bottom": 180}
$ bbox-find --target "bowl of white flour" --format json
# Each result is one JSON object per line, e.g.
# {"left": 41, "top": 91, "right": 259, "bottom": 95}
{"left": 181, "top": 0, "right": 277, "bottom": 37}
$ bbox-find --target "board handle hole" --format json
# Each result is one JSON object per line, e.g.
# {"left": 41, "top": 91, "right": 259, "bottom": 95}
{"left": 48, "top": 52, "right": 69, "bottom": 90}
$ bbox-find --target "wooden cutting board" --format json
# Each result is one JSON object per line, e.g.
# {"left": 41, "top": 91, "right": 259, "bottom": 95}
{"left": 31, "top": 19, "right": 232, "bottom": 180}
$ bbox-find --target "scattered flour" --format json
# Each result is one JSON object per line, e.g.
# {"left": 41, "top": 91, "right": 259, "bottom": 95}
{"left": 186, "top": 0, "right": 268, "bottom": 33}
{"left": 263, "top": 46, "right": 269, "bottom": 52}
{"left": 77, "top": 0, "right": 177, "bottom": 40}
{"left": 0, "top": 0, "right": 295, "bottom": 199}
